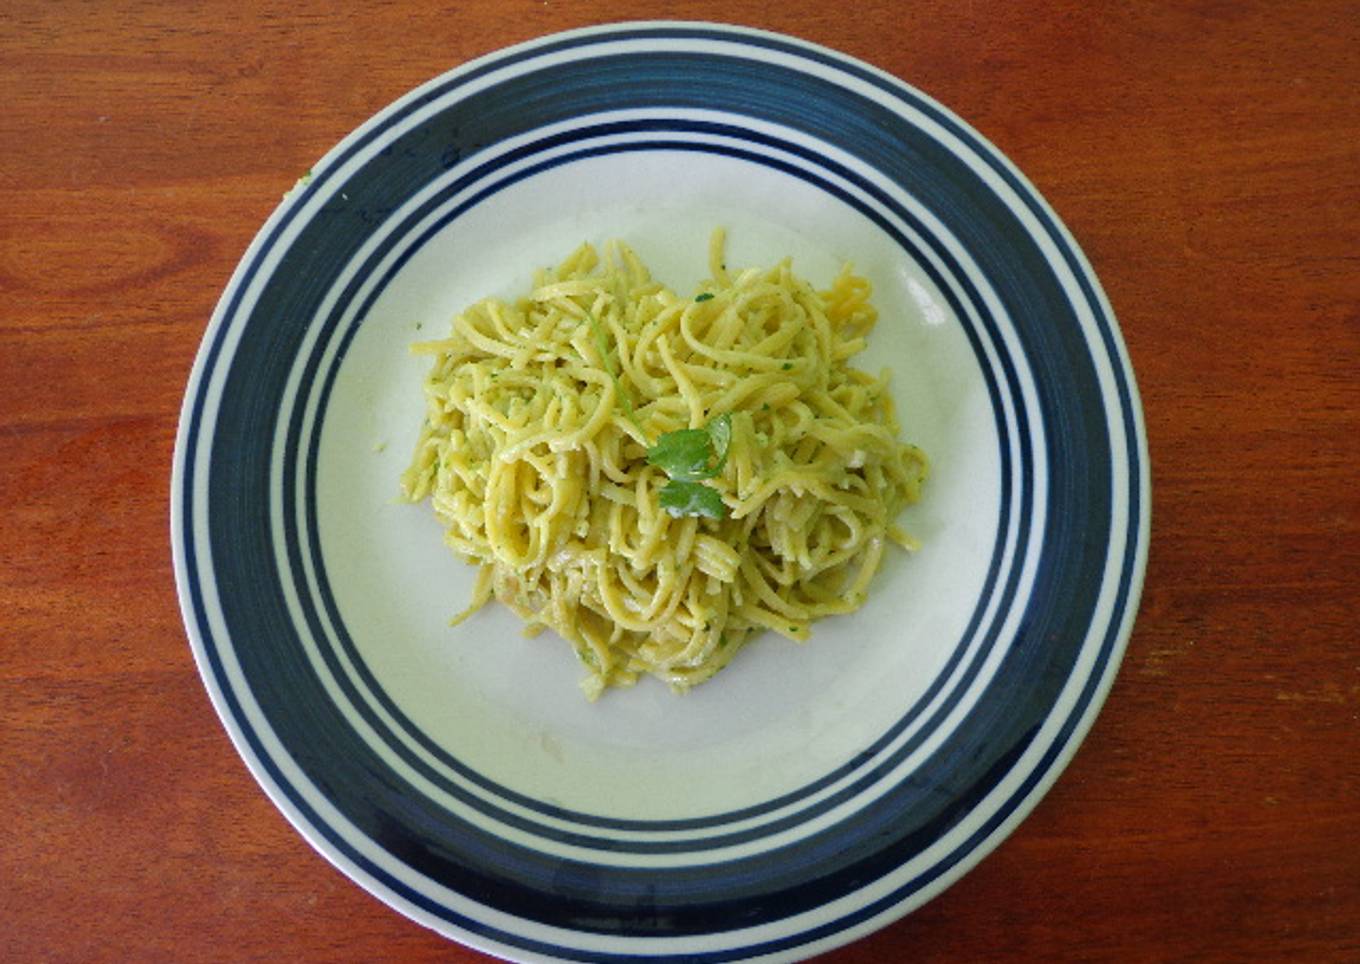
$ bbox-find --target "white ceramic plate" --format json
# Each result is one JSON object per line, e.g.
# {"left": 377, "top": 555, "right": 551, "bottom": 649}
{"left": 172, "top": 21, "right": 1148, "bottom": 962}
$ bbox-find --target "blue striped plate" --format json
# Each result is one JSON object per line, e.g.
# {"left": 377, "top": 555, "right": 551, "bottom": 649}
{"left": 171, "top": 21, "right": 1148, "bottom": 962}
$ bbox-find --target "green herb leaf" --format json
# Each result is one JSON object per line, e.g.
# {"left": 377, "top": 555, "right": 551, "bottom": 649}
{"left": 646, "top": 428, "right": 712, "bottom": 481}
{"left": 707, "top": 412, "right": 732, "bottom": 473}
{"left": 781, "top": 362, "right": 793, "bottom": 371}
{"left": 659, "top": 480, "right": 725, "bottom": 519}
{"left": 647, "top": 413, "right": 731, "bottom": 482}
{"left": 648, "top": 414, "right": 733, "bottom": 518}
{"left": 695, "top": 292, "right": 715, "bottom": 302}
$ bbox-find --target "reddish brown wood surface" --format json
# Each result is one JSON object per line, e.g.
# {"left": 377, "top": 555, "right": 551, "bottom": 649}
{"left": 3, "top": 2, "right": 1358, "bottom": 961}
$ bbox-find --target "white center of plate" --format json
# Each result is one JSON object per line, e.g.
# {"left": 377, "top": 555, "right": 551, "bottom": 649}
{"left": 314, "top": 150, "right": 1000, "bottom": 820}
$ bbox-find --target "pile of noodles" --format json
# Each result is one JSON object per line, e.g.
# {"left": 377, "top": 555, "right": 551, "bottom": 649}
{"left": 402, "top": 232, "right": 927, "bottom": 698}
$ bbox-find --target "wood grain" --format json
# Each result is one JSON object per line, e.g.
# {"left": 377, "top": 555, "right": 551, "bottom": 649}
{"left": 3, "top": 2, "right": 1357, "bottom": 961}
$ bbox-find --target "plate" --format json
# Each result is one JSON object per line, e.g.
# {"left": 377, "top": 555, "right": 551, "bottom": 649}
{"left": 171, "top": 21, "right": 1148, "bottom": 962}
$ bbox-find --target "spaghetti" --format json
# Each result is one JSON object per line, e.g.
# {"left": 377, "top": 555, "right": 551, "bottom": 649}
{"left": 401, "top": 231, "right": 927, "bottom": 698}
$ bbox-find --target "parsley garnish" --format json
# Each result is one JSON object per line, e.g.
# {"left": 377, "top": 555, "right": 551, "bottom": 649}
{"left": 660, "top": 480, "right": 724, "bottom": 518}
{"left": 647, "top": 413, "right": 732, "bottom": 518}
{"left": 707, "top": 413, "right": 732, "bottom": 473}
{"left": 781, "top": 362, "right": 793, "bottom": 371}
{"left": 695, "top": 292, "right": 715, "bottom": 302}
{"left": 647, "top": 413, "right": 731, "bottom": 481}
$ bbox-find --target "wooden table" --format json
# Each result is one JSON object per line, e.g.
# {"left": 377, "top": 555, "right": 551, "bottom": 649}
{"left": 4, "top": 3, "right": 1357, "bottom": 960}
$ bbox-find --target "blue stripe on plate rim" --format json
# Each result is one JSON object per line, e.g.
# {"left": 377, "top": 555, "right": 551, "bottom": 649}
{"left": 278, "top": 121, "right": 1033, "bottom": 856}
{"left": 171, "top": 20, "right": 1148, "bottom": 962}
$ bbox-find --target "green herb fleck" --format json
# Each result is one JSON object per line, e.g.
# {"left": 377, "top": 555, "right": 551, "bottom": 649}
{"left": 659, "top": 480, "right": 725, "bottom": 519}
{"left": 781, "top": 362, "right": 793, "bottom": 371}
{"left": 585, "top": 309, "right": 613, "bottom": 377}
{"left": 695, "top": 292, "right": 715, "bottom": 303}
{"left": 285, "top": 169, "right": 314, "bottom": 198}
{"left": 583, "top": 309, "right": 640, "bottom": 429}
